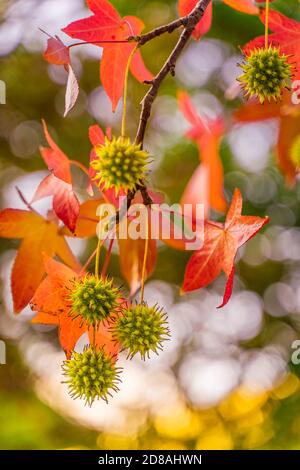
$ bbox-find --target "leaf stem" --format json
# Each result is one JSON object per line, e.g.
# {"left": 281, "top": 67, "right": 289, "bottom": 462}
{"left": 68, "top": 40, "right": 130, "bottom": 49}
{"left": 80, "top": 247, "right": 97, "bottom": 274}
{"left": 92, "top": 326, "right": 96, "bottom": 348}
{"left": 95, "top": 236, "right": 103, "bottom": 280}
{"left": 121, "top": 44, "right": 139, "bottom": 140}
{"left": 265, "top": 0, "right": 270, "bottom": 48}
{"left": 101, "top": 237, "right": 114, "bottom": 278}
{"left": 140, "top": 214, "right": 149, "bottom": 303}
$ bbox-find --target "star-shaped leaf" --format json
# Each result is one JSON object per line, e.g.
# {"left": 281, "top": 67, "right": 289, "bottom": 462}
{"left": 182, "top": 188, "right": 269, "bottom": 307}
{"left": 62, "top": 0, "right": 153, "bottom": 110}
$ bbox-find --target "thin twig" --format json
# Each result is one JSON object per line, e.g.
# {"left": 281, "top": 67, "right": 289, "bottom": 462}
{"left": 129, "top": 17, "right": 189, "bottom": 46}
{"left": 135, "top": 0, "right": 212, "bottom": 146}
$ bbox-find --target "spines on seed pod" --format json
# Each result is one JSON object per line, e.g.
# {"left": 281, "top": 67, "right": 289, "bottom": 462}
{"left": 62, "top": 346, "right": 122, "bottom": 406}
{"left": 69, "top": 275, "right": 121, "bottom": 328}
{"left": 111, "top": 302, "right": 170, "bottom": 360}
{"left": 91, "top": 136, "right": 149, "bottom": 193}
{"left": 238, "top": 46, "right": 292, "bottom": 103}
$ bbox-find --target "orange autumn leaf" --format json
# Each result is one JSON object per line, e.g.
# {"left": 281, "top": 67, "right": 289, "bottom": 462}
{"left": 182, "top": 188, "right": 269, "bottom": 307}
{"left": 0, "top": 209, "right": 80, "bottom": 313}
{"left": 118, "top": 214, "right": 157, "bottom": 295}
{"left": 178, "top": 90, "right": 227, "bottom": 216}
{"left": 234, "top": 92, "right": 300, "bottom": 184}
{"left": 223, "top": 0, "right": 258, "bottom": 15}
{"left": 31, "top": 256, "right": 119, "bottom": 358}
{"left": 181, "top": 164, "right": 210, "bottom": 220}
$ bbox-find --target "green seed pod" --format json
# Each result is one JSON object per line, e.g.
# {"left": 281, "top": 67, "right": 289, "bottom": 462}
{"left": 62, "top": 346, "right": 122, "bottom": 406}
{"left": 112, "top": 303, "right": 170, "bottom": 360}
{"left": 69, "top": 275, "right": 121, "bottom": 327}
{"left": 238, "top": 46, "right": 292, "bottom": 104}
{"left": 91, "top": 136, "right": 149, "bottom": 193}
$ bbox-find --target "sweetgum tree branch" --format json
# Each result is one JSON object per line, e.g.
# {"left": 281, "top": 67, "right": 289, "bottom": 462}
{"left": 129, "top": 17, "right": 189, "bottom": 45}
{"left": 135, "top": 0, "right": 212, "bottom": 147}
{"left": 115, "top": 0, "right": 212, "bottom": 215}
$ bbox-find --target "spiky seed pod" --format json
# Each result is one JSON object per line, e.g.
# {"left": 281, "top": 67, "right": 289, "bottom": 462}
{"left": 62, "top": 346, "right": 122, "bottom": 406}
{"left": 69, "top": 275, "right": 121, "bottom": 327}
{"left": 91, "top": 136, "right": 149, "bottom": 193}
{"left": 238, "top": 46, "right": 292, "bottom": 103}
{"left": 290, "top": 135, "right": 300, "bottom": 168}
{"left": 112, "top": 303, "right": 170, "bottom": 360}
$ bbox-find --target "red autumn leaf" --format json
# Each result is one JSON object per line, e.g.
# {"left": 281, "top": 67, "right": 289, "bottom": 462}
{"left": 234, "top": 91, "right": 300, "bottom": 184}
{"left": 43, "top": 35, "right": 70, "bottom": 66}
{"left": 42, "top": 35, "right": 79, "bottom": 117}
{"left": 62, "top": 0, "right": 153, "bottom": 111}
{"left": 0, "top": 209, "right": 80, "bottom": 313}
{"left": 88, "top": 124, "right": 106, "bottom": 196}
{"left": 32, "top": 174, "right": 80, "bottom": 233}
{"left": 89, "top": 123, "right": 106, "bottom": 147}
{"left": 117, "top": 211, "right": 157, "bottom": 295}
{"left": 40, "top": 120, "right": 71, "bottom": 183}
{"left": 243, "top": 9, "right": 300, "bottom": 79}
{"left": 181, "top": 164, "right": 210, "bottom": 220}
{"left": 32, "top": 120, "right": 80, "bottom": 232}
{"left": 182, "top": 188, "right": 269, "bottom": 307}
{"left": 31, "top": 256, "right": 119, "bottom": 358}
{"left": 178, "top": 91, "right": 227, "bottom": 216}
{"left": 178, "top": 0, "right": 213, "bottom": 40}
{"left": 178, "top": 0, "right": 258, "bottom": 40}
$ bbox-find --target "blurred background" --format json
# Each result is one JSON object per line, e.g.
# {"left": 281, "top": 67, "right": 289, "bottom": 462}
{"left": 1, "top": 0, "right": 300, "bottom": 450}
